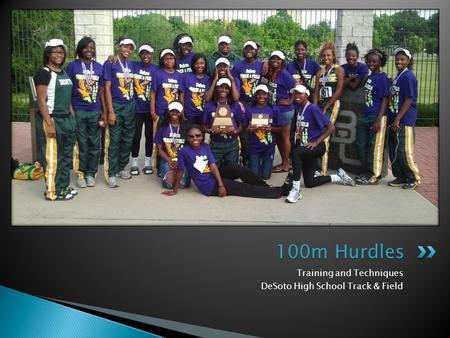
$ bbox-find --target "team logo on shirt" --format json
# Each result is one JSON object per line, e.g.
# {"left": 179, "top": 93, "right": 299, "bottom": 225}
{"left": 241, "top": 78, "right": 257, "bottom": 97}
{"left": 76, "top": 74, "right": 99, "bottom": 103}
{"left": 117, "top": 73, "right": 134, "bottom": 100}
{"left": 193, "top": 155, "right": 210, "bottom": 173}
{"left": 189, "top": 86, "right": 206, "bottom": 111}
{"left": 364, "top": 79, "right": 373, "bottom": 107}
{"left": 255, "top": 129, "right": 272, "bottom": 145}
{"left": 134, "top": 73, "right": 151, "bottom": 101}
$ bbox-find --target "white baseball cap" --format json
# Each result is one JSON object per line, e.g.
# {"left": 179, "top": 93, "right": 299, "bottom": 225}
{"left": 243, "top": 41, "right": 257, "bottom": 50}
{"left": 254, "top": 84, "right": 269, "bottom": 93}
{"left": 393, "top": 47, "right": 412, "bottom": 59}
{"left": 270, "top": 50, "right": 285, "bottom": 60}
{"left": 160, "top": 49, "right": 175, "bottom": 59}
{"left": 216, "top": 78, "right": 232, "bottom": 87}
{"left": 178, "top": 36, "right": 193, "bottom": 44}
{"left": 218, "top": 35, "right": 232, "bottom": 44}
{"left": 138, "top": 44, "right": 154, "bottom": 54}
{"left": 292, "top": 84, "right": 310, "bottom": 96}
{"left": 119, "top": 38, "right": 136, "bottom": 49}
{"left": 215, "top": 57, "right": 230, "bottom": 67}
{"left": 45, "top": 39, "right": 67, "bottom": 52}
{"left": 168, "top": 101, "right": 183, "bottom": 112}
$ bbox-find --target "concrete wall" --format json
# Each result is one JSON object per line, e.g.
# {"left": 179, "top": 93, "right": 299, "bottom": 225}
{"left": 335, "top": 10, "right": 373, "bottom": 65}
{"left": 73, "top": 10, "right": 114, "bottom": 64}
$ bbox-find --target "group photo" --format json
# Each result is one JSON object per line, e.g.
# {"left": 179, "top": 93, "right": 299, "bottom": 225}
{"left": 10, "top": 8, "right": 439, "bottom": 225}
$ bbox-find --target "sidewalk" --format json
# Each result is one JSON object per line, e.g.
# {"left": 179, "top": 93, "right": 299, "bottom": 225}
{"left": 11, "top": 122, "right": 438, "bottom": 225}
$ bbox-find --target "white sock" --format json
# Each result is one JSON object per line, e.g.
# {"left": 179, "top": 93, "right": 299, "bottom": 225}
{"left": 131, "top": 157, "right": 138, "bottom": 167}
{"left": 330, "top": 174, "right": 342, "bottom": 183}
{"left": 145, "top": 156, "right": 151, "bottom": 167}
{"left": 293, "top": 180, "right": 301, "bottom": 191}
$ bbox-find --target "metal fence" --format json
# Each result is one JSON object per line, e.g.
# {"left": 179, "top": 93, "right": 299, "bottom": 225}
{"left": 11, "top": 9, "right": 438, "bottom": 125}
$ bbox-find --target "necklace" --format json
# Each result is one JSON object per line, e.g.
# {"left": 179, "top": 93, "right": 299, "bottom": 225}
{"left": 117, "top": 55, "right": 131, "bottom": 82}
{"left": 81, "top": 60, "right": 94, "bottom": 90}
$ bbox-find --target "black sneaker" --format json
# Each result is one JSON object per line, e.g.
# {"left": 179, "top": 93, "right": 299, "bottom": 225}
{"left": 62, "top": 186, "right": 78, "bottom": 196}
{"left": 355, "top": 175, "right": 378, "bottom": 185}
{"left": 403, "top": 182, "right": 418, "bottom": 190}
{"left": 45, "top": 190, "right": 74, "bottom": 201}
{"left": 388, "top": 178, "right": 406, "bottom": 187}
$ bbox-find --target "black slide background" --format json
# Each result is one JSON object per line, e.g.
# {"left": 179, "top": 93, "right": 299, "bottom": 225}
{"left": 1, "top": 1, "right": 449, "bottom": 337}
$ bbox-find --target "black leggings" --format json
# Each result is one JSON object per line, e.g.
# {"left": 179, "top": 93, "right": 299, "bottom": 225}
{"left": 210, "top": 163, "right": 281, "bottom": 199}
{"left": 291, "top": 142, "right": 331, "bottom": 188}
{"left": 131, "top": 113, "right": 153, "bottom": 157}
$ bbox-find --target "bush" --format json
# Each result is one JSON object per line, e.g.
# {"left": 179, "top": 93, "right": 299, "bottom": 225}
{"left": 416, "top": 102, "right": 438, "bottom": 127}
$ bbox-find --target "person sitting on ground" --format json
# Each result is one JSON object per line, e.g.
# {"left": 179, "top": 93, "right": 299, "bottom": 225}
{"left": 162, "top": 125, "right": 291, "bottom": 199}
{"left": 285, "top": 84, "right": 355, "bottom": 204}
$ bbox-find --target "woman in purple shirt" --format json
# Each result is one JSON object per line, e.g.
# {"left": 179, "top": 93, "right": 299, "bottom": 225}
{"left": 387, "top": 47, "right": 420, "bottom": 190}
{"left": 66, "top": 36, "right": 106, "bottom": 189}
{"left": 173, "top": 33, "right": 196, "bottom": 74}
{"left": 162, "top": 125, "right": 291, "bottom": 199}
{"left": 246, "top": 84, "right": 281, "bottom": 180}
{"left": 341, "top": 42, "right": 369, "bottom": 91}
{"left": 286, "top": 85, "right": 355, "bottom": 203}
{"left": 179, "top": 53, "right": 210, "bottom": 126}
{"left": 264, "top": 50, "right": 296, "bottom": 174}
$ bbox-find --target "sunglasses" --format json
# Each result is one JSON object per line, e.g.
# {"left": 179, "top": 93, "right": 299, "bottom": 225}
{"left": 188, "top": 133, "right": 202, "bottom": 138}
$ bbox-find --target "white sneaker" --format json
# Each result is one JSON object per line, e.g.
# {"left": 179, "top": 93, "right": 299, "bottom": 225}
{"left": 107, "top": 176, "right": 118, "bottom": 188}
{"left": 285, "top": 188, "right": 303, "bottom": 203}
{"left": 118, "top": 170, "right": 132, "bottom": 179}
{"left": 76, "top": 176, "right": 87, "bottom": 188}
{"left": 86, "top": 175, "right": 96, "bottom": 187}
{"left": 337, "top": 168, "right": 355, "bottom": 187}
{"left": 314, "top": 170, "right": 321, "bottom": 178}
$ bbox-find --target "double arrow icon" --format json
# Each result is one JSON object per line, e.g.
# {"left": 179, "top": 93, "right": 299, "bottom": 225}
{"left": 417, "top": 245, "right": 436, "bottom": 259}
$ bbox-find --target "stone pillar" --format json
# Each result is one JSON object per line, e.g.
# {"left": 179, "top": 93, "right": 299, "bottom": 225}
{"left": 335, "top": 10, "right": 373, "bottom": 65}
{"left": 73, "top": 10, "right": 114, "bottom": 64}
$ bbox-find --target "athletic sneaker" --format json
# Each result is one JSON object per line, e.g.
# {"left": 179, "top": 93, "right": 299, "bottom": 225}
{"left": 337, "top": 168, "right": 355, "bottom": 187}
{"left": 118, "top": 170, "right": 132, "bottom": 179}
{"left": 355, "top": 175, "right": 378, "bottom": 185}
{"left": 285, "top": 188, "right": 303, "bottom": 203}
{"left": 62, "top": 186, "right": 78, "bottom": 196}
{"left": 45, "top": 190, "right": 73, "bottom": 201}
{"left": 388, "top": 177, "right": 406, "bottom": 187}
{"left": 130, "top": 166, "right": 140, "bottom": 176}
{"left": 76, "top": 176, "right": 87, "bottom": 188}
{"left": 86, "top": 175, "right": 96, "bottom": 187}
{"left": 403, "top": 182, "right": 418, "bottom": 190}
{"left": 107, "top": 176, "right": 118, "bottom": 188}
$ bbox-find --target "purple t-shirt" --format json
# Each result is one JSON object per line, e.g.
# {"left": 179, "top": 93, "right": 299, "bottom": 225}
{"left": 103, "top": 59, "right": 134, "bottom": 104}
{"left": 246, "top": 104, "right": 280, "bottom": 153}
{"left": 364, "top": 72, "right": 389, "bottom": 116}
{"left": 66, "top": 59, "right": 104, "bottom": 112}
{"left": 180, "top": 72, "right": 211, "bottom": 118}
{"left": 294, "top": 102, "right": 330, "bottom": 144}
{"left": 177, "top": 143, "right": 217, "bottom": 196}
{"left": 268, "top": 70, "right": 296, "bottom": 112}
{"left": 286, "top": 58, "right": 320, "bottom": 90}
{"left": 132, "top": 61, "right": 159, "bottom": 113}
{"left": 151, "top": 68, "right": 182, "bottom": 116}
{"left": 388, "top": 70, "right": 418, "bottom": 126}
{"left": 341, "top": 62, "right": 369, "bottom": 80}
{"left": 154, "top": 123, "right": 186, "bottom": 160}
{"left": 176, "top": 51, "right": 196, "bottom": 74}
{"left": 232, "top": 60, "right": 264, "bottom": 103}
{"left": 203, "top": 101, "right": 243, "bottom": 143}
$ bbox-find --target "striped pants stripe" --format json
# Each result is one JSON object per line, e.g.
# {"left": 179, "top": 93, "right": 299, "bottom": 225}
{"left": 320, "top": 99, "right": 340, "bottom": 175}
{"left": 388, "top": 124, "right": 421, "bottom": 185}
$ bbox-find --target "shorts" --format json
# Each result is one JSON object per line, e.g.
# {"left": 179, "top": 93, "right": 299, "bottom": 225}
{"left": 279, "top": 109, "right": 295, "bottom": 126}
{"left": 160, "top": 159, "right": 191, "bottom": 189}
